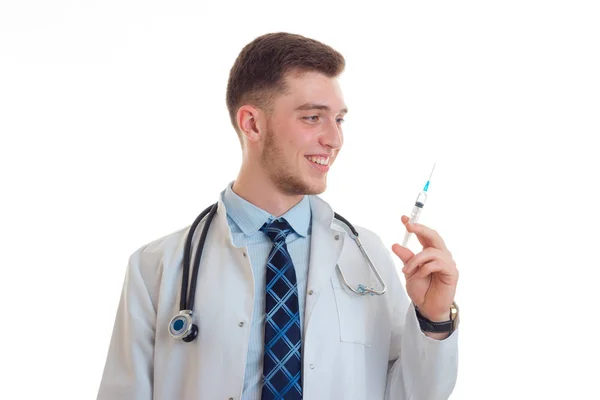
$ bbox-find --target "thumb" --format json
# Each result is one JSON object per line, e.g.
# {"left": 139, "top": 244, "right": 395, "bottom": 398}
{"left": 391, "top": 243, "right": 414, "bottom": 265}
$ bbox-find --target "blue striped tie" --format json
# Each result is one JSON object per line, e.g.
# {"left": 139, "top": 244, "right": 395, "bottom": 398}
{"left": 260, "top": 218, "right": 303, "bottom": 400}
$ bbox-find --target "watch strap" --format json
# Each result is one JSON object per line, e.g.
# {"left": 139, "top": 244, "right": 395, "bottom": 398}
{"left": 415, "top": 306, "right": 455, "bottom": 333}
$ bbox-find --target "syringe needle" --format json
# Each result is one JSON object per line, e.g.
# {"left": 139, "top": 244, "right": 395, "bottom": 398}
{"left": 428, "top": 163, "right": 436, "bottom": 182}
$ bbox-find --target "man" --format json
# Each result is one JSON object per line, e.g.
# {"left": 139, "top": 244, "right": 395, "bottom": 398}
{"left": 97, "top": 32, "right": 459, "bottom": 399}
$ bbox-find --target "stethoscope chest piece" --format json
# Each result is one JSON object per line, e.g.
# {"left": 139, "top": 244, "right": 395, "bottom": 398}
{"left": 168, "top": 310, "right": 198, "bottom": 342}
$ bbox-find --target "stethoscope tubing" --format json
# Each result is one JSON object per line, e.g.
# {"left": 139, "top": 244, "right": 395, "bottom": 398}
{"left": 171, "top": 201, "right": 387, "bottom": 341}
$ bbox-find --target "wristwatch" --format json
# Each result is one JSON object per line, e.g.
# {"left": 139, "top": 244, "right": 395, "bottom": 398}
{"left": 415, "top": 302, "right": 459, "bottom": 333}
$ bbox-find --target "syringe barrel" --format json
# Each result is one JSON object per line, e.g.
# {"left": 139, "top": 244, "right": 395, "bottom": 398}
{"left": 403, "top": 190, "right": 430, "bottom": 247}
{"left": 409, "top": 203, "right": 423, "bottom": 223}
{"left": 403, "top": 201, "right": 424, "bottom": 246}
{"left": 415, "top": 191, "right": 428, "bottom": 207}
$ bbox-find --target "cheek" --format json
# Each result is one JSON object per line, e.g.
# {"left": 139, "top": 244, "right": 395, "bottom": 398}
{"left": 283, "top": 122, "right": 313, "bottom": 150}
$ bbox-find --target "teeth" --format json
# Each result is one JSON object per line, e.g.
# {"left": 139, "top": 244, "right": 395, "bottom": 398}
{"left": 307, "top": 156, "right": 329, "bottom": 165}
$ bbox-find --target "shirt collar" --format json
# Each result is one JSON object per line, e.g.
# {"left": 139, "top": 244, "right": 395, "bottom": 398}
{"left": 222, "top": 182, "right": 311, "bottom": 237}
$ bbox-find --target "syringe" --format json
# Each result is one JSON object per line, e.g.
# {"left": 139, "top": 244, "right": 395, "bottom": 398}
{"left": 402, "top": 163, "right": 436, "bottom": 247}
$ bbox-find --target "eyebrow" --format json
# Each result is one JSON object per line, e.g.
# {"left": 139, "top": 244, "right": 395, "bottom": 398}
{"left": 294, "top": 103, "right": 348, "bottom": 114}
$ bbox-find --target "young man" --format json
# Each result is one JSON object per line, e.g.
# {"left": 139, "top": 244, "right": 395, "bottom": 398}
{"left": 97, "top": 32, "right": 459, "bottom": 400}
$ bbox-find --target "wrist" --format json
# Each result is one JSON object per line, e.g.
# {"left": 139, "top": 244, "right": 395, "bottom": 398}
{"left": 415, "top": 306, "right": 449, "bottom": 323}
{"left": 414, "top": 302, "right": 459, "bottom": 336}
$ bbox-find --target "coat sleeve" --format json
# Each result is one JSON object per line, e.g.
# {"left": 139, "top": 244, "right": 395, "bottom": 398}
{"left": 97, "top": 246, "right": 159, "bottom": 400}
{"left": 379, "top": 239, "right": 459, "bottom": 400}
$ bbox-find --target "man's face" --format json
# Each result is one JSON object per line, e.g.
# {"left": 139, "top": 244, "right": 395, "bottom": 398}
{"left": 260, "top": 70, "right": 347, "bottom": 196}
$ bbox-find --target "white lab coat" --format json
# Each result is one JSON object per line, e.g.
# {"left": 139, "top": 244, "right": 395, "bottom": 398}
{"left": 97, "top": 194, "right": 458, "bottom": 400}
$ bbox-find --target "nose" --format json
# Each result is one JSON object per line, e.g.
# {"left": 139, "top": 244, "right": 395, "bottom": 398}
{"left": 320, "top": 118, "right": 343, "bottom": 150}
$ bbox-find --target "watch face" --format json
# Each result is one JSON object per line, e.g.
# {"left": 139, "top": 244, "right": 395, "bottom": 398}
{"left": 450, "top": 303, "right": 459, "bottom": 330}
{"left": 450, "top": 302, "right": 459, "bottom": 319}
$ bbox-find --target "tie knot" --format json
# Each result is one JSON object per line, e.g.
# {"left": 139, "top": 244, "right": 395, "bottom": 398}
{"left": 260, "top": 218, "right": 293, "bottom": 243}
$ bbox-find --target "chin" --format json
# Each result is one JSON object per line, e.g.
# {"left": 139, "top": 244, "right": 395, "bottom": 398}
{"left": 275, "top": 174, "right": 327, "bottom": 196}
{"left": 304, "top": 177, "right": 328, "bottom": 195}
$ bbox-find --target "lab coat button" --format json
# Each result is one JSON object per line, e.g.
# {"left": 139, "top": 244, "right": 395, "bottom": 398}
{"left": 242, "top": 252, "right": 247, "bottom": 257}
{"left": 308, "top": 289, "right": 314, "bottom": 295}
{"left": 334, "top": 234, "right": 340, "bottom": 240}
{"left": 309, "top": 364, "right": 315, "bottom": 369}
{"left": 238, "top": 321, "right": 244, "bottom": 327}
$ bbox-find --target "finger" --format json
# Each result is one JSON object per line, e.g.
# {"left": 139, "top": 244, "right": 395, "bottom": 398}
{"left": 391, "top": 243, "right": 414, "bottom": 264}
{"left": 402, "top": 247, "right": 444, "bottom": 275}
{"left": 404, "top": 220, "right": 448, "bottom": 251}
{"left": 406, "top": 260, "right": 445, "bottom": 281}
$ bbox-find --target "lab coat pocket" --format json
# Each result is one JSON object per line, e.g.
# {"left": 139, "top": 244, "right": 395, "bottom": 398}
{"left": 331, "top": 280, "right": 375, "bottom": 347}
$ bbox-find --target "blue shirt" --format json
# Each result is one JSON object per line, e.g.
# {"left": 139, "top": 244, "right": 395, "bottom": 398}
{"left": 220, "top": 183, "right": 312, "bottom": 400}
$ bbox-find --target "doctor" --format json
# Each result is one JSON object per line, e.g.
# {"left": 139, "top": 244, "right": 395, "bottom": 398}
{"left": 97, "top": 32, "right": 459, "bottom": 399}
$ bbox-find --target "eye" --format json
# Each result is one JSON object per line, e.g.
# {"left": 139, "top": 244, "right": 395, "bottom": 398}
{"left": 336, "top": 117, "right": 345, "bottom": 124}
{"left": 303, "top": 115, "right": 320, "bottom": 122}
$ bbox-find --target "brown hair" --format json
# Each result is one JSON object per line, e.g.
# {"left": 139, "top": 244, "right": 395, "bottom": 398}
{"left": 226, "top": 32, "right": 345, "bottom": 142}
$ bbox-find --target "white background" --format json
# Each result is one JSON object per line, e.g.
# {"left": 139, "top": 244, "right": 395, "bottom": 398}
{"left": 1, "top": 1, "right": 599, "bottom": 399}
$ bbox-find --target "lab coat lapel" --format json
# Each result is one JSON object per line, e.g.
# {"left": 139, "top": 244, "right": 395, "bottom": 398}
{"left": 304, "top": 195, "right": 345, "bottom": 332}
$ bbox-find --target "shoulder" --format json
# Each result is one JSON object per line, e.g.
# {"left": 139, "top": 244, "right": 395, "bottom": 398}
{"left": 353, "top": 224, "right": 385, "bottom": 246}
{"left": 354, "top": 225, "right": 392, "bottom": 265}
{"left": 341, "top": 222, "right": 400, "bottom": 278}
{"left": 309, "top": 194, "right": 399, "bottom": 272}
{"left": 126, "top": 225, "right": 190, "bottom": 276}
{"left": 118, "top": 226, "right": 192, "bottom": 310}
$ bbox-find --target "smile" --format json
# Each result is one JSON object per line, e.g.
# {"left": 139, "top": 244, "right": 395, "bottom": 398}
{"left": 305, "top": 155, "right": 330, "bottom": 172}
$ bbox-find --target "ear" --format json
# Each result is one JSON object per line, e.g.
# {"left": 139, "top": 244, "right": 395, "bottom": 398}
{"left": 237, "top": 105, "right": 262, "bottom": 142}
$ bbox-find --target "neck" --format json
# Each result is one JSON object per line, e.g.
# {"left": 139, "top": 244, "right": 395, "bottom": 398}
{"left": 232, "top": 168, "right": 304, "bottom": 218}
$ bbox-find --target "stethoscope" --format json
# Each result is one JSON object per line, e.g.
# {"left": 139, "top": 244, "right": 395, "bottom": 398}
{"left": 168, "top": 202, "right": 387, "bottom": 342}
